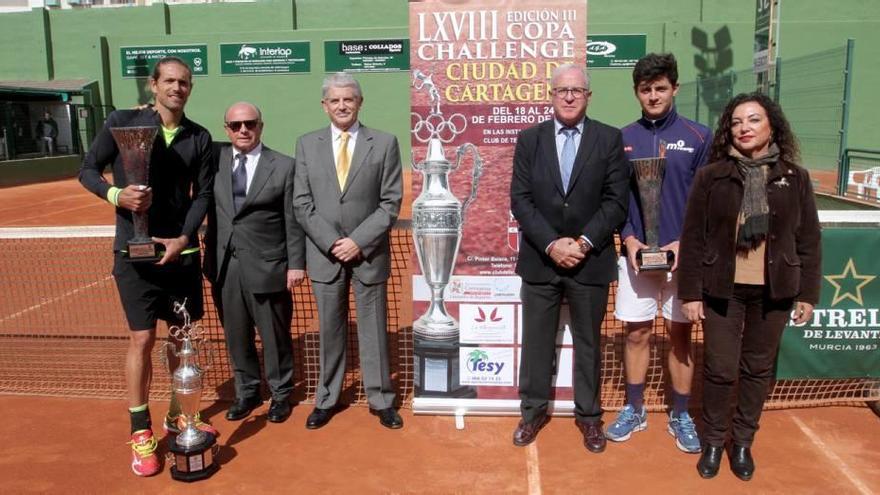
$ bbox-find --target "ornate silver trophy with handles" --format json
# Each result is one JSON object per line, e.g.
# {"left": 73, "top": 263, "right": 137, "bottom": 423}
{"left": 411, "top": 70, "right": 481, "bottom": 398}
{"left": 161, "top": 300, "right": 219, "bottom": 482}
{"left": 110, "top": 125, "right": 161, "bottom": 262}
{"left": 631, "top": 142, "right": 673, "bottom": 271}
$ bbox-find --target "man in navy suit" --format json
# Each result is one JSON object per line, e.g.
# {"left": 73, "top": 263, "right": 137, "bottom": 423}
{"left": 510, "top": 63, "right": 630, "bottom": 453}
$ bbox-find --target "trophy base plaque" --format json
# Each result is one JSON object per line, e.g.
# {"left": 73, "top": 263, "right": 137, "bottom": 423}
{"left": 169, "top": 433, "right": 219, "bottom": 482}
{"left": 126, "top": 240, "right": 161, "bottom": 263}
{"left": 413, "top": 335, "right": 477, "bottom": 398}
{"left": 637, "top": 249, "right": 675, "bottom": 272}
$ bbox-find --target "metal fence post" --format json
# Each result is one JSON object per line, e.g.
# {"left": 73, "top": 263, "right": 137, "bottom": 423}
{"left": 837, "top": 38, "right": 855, "bottom": 196}
{"left": 773, "top": 58, "right": 782, "bottom": 102}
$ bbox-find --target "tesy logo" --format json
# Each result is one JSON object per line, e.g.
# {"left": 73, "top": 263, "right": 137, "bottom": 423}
{"left": 586, "top": 41, "right": 616, "bottom": 56}
{"left": 466, "top": 349, "right": 504, "bottom": 375}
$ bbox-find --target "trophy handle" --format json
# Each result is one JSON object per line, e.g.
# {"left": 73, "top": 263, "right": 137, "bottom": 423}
{"left": 455, "top": 142, "right": 484, "bottom": 223}
{"left": 159, "top": 340, "right": 178, "bottom": 374}
{"left": 195, "top": 339, "right": 216, "bottom": 373}
{"left": 411, "top": 149, "right": 423, "bottom": 171}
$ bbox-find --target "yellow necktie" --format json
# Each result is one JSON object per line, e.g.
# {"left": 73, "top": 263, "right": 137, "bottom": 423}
{"left": 336, "top": 131, "right": 350, "bottom": 189}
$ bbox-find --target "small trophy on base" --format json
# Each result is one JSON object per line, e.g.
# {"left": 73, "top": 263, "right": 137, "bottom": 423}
{"left": 631, "top": 143, "right": 673, "bottom": 271}
{"left": 161, "top": 300, "right": 219, "bottom": 482}
{"left": 110, "top": 126, "right": 160, "bottom": 262}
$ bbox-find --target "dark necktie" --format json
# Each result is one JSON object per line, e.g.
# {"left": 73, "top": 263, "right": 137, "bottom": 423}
{"left": 232, "top": 153, "right": 247, "bottom": 213}
{"left": 560, "top": 127, "right": 578, "bottom": 191}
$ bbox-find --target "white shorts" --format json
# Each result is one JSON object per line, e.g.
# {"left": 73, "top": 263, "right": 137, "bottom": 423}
{"left": 614, "top": 256, "right": 688, "bottom": 323}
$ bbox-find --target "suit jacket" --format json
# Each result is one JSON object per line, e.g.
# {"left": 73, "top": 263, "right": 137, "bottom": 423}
{"left": 293, "top": 124, "right": 402, "bottom": 284}
{"left": 510, "top": 117, "right": 631, "bottom": 285}
{"left": 204, "top": 142, "right": 305, "bottom": 294}
{"left": 677, "top": 158, "right": 822, "bottom": 304}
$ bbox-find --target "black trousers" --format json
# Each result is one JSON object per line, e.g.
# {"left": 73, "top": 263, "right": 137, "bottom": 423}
{"left": 701, "top": 284, "right": 793, "bottom": 447}
{"left": 519, "top": 276, "right": 608, "bottom": 424}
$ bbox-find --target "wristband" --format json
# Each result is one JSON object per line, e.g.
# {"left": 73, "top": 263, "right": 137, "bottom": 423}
{"left": 107, "top": 186, "right": 122, "bottom": 206}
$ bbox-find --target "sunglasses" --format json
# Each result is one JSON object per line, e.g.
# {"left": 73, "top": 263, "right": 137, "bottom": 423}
{"left": 225, "top": 120, "right": 260, "bottom": 132}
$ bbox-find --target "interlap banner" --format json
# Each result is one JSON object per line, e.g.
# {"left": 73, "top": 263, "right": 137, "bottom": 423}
{"left": 777, "top": 228, "right": 880, "bottom": 379}
{"left": 409, "top": 0, "right": 587, "bottom": 413}
{"left": 219, "top": 42, "right": 310, "bottom": 75}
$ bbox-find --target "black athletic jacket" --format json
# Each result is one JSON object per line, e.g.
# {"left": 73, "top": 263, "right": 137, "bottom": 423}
{"left": 79, "top": 108, "right": 213, "bottom": 252}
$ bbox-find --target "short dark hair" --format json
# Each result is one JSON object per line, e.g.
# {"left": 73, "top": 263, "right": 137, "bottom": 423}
{"left": 632, "top": 53, "right": 678, "bottom": 88}
{"left": 709, "top": 92, "right": 800, "bottom": 164}
{"left": 150, "top": 56, "right": 192, "bottom": 82}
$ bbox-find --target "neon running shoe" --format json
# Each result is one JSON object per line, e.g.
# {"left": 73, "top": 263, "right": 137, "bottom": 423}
{"left": 128, "top": 429, "right": 159, "bottom": 477}
{"left": 163, "top": 412, "right": 219, "bottom": 437}
{"left": 604, "top": 404, "right": 647, "bottom": 442}
{"left": 668, "top": 411, "right": 702, "bottom": 453}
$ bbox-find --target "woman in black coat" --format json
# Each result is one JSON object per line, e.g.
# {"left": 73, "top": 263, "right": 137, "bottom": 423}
{"left": 677, "top": 92, "right": 821, "bottom": 481}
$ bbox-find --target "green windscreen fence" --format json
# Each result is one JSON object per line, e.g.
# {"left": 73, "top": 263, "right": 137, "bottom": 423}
{"left": 677, "top": 44, "right": 849, "bottom": 195}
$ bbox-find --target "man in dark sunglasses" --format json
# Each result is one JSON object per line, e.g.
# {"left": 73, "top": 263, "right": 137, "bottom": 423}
{"left": 204, "top": 101, "right": 306, "bottom": 425}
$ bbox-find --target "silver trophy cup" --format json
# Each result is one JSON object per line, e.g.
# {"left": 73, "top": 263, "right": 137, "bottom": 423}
{"left": 411, "top": 137, "right": 482, "bottom": 398}
{"left": 163, "top": 301, "right": 219, "bottom": 482}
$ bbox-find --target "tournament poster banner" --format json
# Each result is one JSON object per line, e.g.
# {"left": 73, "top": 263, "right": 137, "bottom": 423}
{"left": 777, "top": 228, "right": 880, "bottom": 379}
{"left": 410, "top": 0, "right": 587, "bottom": 407}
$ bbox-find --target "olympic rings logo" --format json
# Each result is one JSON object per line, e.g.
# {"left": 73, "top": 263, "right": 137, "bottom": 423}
{"left": 411, "top": 111, "right": 467, "bottom": 144}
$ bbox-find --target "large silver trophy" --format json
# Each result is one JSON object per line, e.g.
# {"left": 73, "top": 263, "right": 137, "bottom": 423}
{"left": 411, "top": 70, "right": 481, "bottom": 398}
{"left": 162, "top": 301, "right": 219, "bottom": 482}
{"left": 110, "top": 126, "right": 160, "bottom": 262}
{"left": 631, "top": 148, "right": 673, "bottom": 271}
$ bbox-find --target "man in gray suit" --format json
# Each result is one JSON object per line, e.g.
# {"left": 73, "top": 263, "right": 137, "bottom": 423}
{"left": 294, "top": 73, "right": 403, "bottom": 429}
{"left": 205, "top": 102, "right": 305, "bottom": 424}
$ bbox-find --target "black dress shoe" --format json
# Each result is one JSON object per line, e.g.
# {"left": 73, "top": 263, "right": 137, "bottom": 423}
{"left": 513, "top": 416, "right": 547, "bottom": 446}
{"left": 376, "top": 408, "right": 403, "bottom": 429}
{"left": 226, "top": 396, "right": 262, "bottom": 421}
{"left": 577, "top": 420, "right": 607, "bottom": 453}
{"left": 697, "top": 444, "right": 724, "bottom": 479}
{"left": 306, "top": 407, "right": 333, "bottom": 429}
{"left": 730, "top": 444, "right": 755, "bottom": 481}
{"left": 267, "top": 399, "right": 292, "bottom": 423}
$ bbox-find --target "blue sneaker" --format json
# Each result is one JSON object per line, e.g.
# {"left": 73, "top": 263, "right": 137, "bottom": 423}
{"left": 605, "top": 404, "right": 647, "bottom": 441}
{"left": 667, "top": 411, "right": 701, "bottom": 453}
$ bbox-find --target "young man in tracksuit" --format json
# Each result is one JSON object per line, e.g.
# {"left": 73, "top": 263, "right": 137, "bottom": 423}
{"left": 605, "top": 53, "right": 712, "bottom": 453}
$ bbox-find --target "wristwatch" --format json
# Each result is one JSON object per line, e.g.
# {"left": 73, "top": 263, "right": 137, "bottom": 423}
{"left": 576, "top": 237, "right": 589, "bottom": 254}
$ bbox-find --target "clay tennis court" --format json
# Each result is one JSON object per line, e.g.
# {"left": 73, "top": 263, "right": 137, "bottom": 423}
{"left": 0, "top": 175, "right": 878, "bottom": 493}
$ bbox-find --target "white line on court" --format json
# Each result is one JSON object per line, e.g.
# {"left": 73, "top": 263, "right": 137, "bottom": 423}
{"left": 526, "top": 443, "right": 542, "bottom": 495}
{"left": 788, "top": 411, "right": 874, "bottom": 495}
{"left": 0, "top": 276, "right": 112, "bottom": 324}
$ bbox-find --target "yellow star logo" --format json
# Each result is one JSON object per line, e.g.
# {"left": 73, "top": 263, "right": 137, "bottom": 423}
{"left": 824, "top": 258, "right": 876, "bottom": 306}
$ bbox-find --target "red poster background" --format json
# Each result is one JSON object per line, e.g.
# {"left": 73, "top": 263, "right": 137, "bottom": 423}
{"left": 410, "top": 0, "right": 587, "bottom": 400}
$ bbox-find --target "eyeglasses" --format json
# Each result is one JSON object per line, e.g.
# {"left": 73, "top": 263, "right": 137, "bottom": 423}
{"left": 551, "top": 87, "right": 589, "bottom": 99}
{"left": 225, "top": 120, "right": 260, "bottom": 132}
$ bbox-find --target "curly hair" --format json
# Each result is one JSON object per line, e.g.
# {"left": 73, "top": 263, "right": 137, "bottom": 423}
{"left": 709, "top": 92, "right": 800, "bottom": 164}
